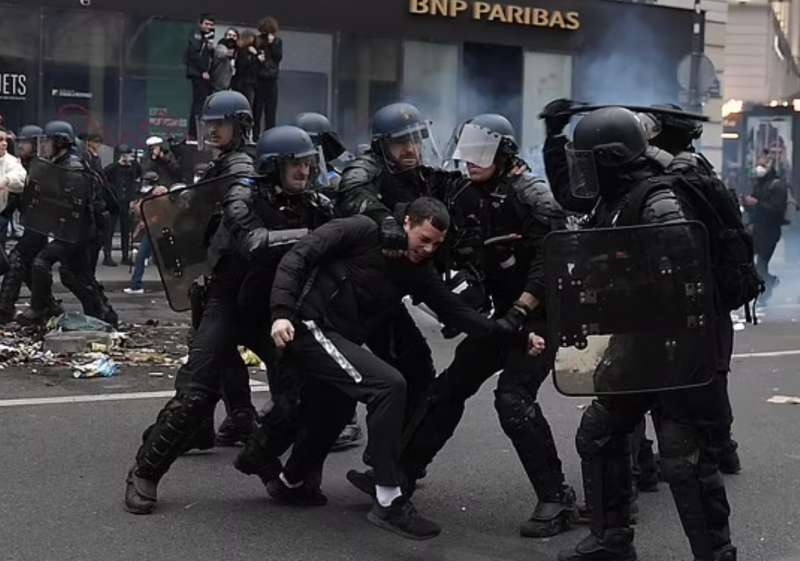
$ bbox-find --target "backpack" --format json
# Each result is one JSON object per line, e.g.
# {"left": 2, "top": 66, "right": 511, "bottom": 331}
{"left": 618, "top": 153, "right": 764, "bottom": 320}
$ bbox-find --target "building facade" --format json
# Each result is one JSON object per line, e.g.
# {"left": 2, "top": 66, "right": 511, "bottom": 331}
{"left": 0, "top": 0, "right": 711, "bottom": 171}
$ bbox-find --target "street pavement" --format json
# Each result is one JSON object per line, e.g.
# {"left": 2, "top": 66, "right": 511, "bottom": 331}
{"left": 1, "top": 261, "right": 799, "bottom": 561}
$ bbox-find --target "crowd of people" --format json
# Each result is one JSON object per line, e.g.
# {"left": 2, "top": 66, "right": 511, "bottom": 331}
{"left": 0, "top": 75, "right": 777, "bottom": 561}
{"left": 185, "top": 12, "right": 283, "bottom": 140}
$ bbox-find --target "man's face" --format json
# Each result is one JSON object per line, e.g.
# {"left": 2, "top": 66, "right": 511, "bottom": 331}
{"left": 200, "top": 19, "right": 215, "bottom": 33}
{"left": 87, "top": 140, "right": 101, "bottom": 154}
{"left": 388, "top": 136, "right": 422, "bottom": 172}
{"left": 40, "top": 138, "right": 56, "bottom": 159}
{"left": 205, "top": 120, "right": 234, "bottom": 149}
{"left": 0, "top": 132, "right": 8, "bottom": 157}
{"left": 403, "top": 217, "right": 446, "bottom": 264}
{"left": 466, "top": 162, "right": 497, "bottom": 184}
{"left": 281, "top": 157, "right": 312, "bottom": 194}
{"left": 224, "top": 29, "right": 239, "bottom": 42}
{"left": 18, "top": 140, "right": 34, "bottom": 158}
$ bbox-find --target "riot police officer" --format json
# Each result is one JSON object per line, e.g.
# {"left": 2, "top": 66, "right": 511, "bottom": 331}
{"left": 553, "top": 107, "right": 736, "bottom": 561}
{"left": 336, "top": 102, "right": 457, "bottom": 426}
{"left": 233, "top": 124, "right": 349, "bottom": 501}
{"left": 347, "top": 114, "right": 576, "bottom": 537}
{"left": 16, "top": 121, "right": 115, "bottom": 326}
{"left": 0, "top": 126, "right": 50, "bottom": 324}
{"left": 641, "top": 106, "right": 741, "bottom": 476}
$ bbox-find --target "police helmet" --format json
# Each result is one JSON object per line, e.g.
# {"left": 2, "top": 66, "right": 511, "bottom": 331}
{"left": 371, "top": 102, "right": 427, "bottom": 142}
{"left": 201, "top": 90, "right": 254, "bottom": 129}
{"left": 43, "top": 120, "right": 76, "bottom": 146}
{"left": 295, "top": 112, "right": 333, "bottom": 137}
{"left": 572, "top": 107, "right": 647, "bottom": 168}
{"left": 646, "top": 103, "right": 703, "bottom": 154}
{"left": 17, "top": 124, "right": 43, "bottom": 141}
{"left": 255, "top": 126, "right": 317, "bottom": 176}
{"left": 468, "top": 113, "right": 519, "bottom": 159}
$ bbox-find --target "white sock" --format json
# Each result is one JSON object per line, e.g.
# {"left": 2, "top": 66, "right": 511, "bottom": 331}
{"left": 279, "top": 472, "right": 303, "bottom": 489}
{"left": 375, "top": 485, "right": 402, "bottom": 507}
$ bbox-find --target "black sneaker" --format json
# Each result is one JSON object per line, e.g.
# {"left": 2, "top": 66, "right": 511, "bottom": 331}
{"left": 266, "top": 478, "right": 328, "bottom": 506}
{"left": 103, "top": 257, "right": 118, "bottom": 267}
{"left": 367, "top": 496, "right": 441, "bottom": 540}
{"left": 216, "top": 409, "right": 256, "bottom": 447}
{"left": 346, "top": 469, "right": 376, "bottom": 498}
{"left": 124, "top": 467, "right": 158, "bottom": 515}
{"left": 558, "top": 528, "right": 637, "bottom": 561}
{"left": 331, "top": 423, "right": 364, "bottom": 451}
{"left": 234, "top": 449, "right": 282, "bottom": 488}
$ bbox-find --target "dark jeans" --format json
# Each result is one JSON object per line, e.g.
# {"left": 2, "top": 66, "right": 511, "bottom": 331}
{"left": 104, "top": 212, "right": 131, "bottom": 261}
{"left": 753, "top": 221, "right": 782, "bottom": 297}
{"left": 188, "top": 77, "right": 212, "bottom": 139}
{"left": 282, "top": 322, "right": 408, "bottom": 487}
{"left": 130, "top": 235, "right": 151, "bottom": 290}
{"left": 0, "top": 230, "right": 48, "bottom": 315}
{"left": 253, "top": 78, "right": 278, "bottom": 135}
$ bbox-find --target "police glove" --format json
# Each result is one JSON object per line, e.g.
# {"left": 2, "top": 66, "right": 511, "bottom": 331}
{"left": 540, "top": 98, "right": 576, "bottom": 137}
{"left": 380, "top": 216, "right": 407, "bottom": 258}
{"left": 495, "top": 301, "right": 531, "bottom": 334}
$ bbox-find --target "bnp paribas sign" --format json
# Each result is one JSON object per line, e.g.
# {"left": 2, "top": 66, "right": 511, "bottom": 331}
{"left": 409, "top": 0, "right": 580, "bottom": 30}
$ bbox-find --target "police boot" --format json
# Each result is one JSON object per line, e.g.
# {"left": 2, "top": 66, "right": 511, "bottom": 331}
{"left": 520, "top": 484, "right": 579, "bottom": 538}
{"left": 234, "top": 430, "right": 283, "bottom": 487}
{"left": 17, "top": 307, "right": 52, "bottom": 326}
{"left": 696, "top": 545, "right": 737, "bottom": 561}
{"left": 557, "top": 528, "right": 637, "bottom": 561}
{"left": 266, "top": 476, "right": 328, "bottom": 507}
{"left": 124, "top": 391, "right": 214, "bottom": 514}
{"left": 216, "top": 407, "right": 257, "bottom": 446}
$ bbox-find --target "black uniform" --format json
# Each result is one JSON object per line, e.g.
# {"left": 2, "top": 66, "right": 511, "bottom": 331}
{"left": 141, "top": 150, "right": 183, "bottom": 187}
{"left": 24, "top": 149, "right": 115, "bottom": 324}
{"left": 398, "top": 172, "right": 574, "bottom": 530}
{"left": 551, "top": 114, "right": 735, "bottom": 560}
{"left": 269, "top": 215, "right": 505, "bottom": 486}
{"left": 336, "top": 153, "right": 458, "bottom": 419}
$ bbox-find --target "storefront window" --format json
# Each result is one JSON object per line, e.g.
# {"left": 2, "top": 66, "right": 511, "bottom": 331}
{"left": 402, "top": 40, "right": 460, "bottom": 153}
{"left": 521, "top": 51, "right": 572, "bottom": 173}
{"left": 124, "top": 17, "right": 194, "bottom": 146}
{"left": 335, "top": 35, "right": 401, "bottom": 150}
{"left": 0, "top": 5, "right": 41, "bottom": 132}
{"left": 42, "top": 9, "right": 124, "bottom": 147}
{"left": 277, "top": 30, "right": 333, "bottom": 127}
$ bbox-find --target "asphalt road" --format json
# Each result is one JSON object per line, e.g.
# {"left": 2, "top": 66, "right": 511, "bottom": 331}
{"left": 1, "top": 285, "right": 799, "bottom": 561}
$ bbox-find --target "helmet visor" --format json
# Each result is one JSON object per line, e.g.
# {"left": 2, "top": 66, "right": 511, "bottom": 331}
{"left": 380, "top": 120, "right": 440, "bottom": 174}
{"left": 446, "top": 123, "right": 502, "bottom": 169}
{"left": 565, "top": 144, "right": 600, "bottom": 201}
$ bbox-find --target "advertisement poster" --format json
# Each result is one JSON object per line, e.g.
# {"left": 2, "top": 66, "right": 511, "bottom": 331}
{"left": 745, "top": 115, "right": 794, "bottom": 176}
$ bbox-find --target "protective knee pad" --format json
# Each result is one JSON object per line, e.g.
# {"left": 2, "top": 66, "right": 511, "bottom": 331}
{"left": 576, "top": 401, "right": 630, "bottom": 459}
{"left": 494, "top": 390, "right": 542, "bottom": 436}
{"left": 136, "top": 390, "right": 217, "bottom": 479}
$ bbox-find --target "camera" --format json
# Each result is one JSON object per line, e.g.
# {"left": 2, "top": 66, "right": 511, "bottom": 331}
{"left": 79, "top": 0, "right": 91, "bottom": 7}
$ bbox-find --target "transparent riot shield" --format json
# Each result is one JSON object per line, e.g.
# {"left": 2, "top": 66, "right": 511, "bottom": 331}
{"left": 21, "top": 157, "right": 93, "bottom": 243}
{"left": 141, "top": 174, "right": 238, "bottom": 312}
{"left": 544, "top": 221, "right": 716, "bottom": 396}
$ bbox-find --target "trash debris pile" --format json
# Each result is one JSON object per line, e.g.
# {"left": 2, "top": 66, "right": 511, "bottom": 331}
{"left": 0, "top": 312, "right": 192, "bottom": 377}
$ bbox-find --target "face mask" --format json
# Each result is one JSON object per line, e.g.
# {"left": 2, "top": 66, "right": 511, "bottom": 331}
{"left": 755, "top": 165, "right": 768, "bottom": 178}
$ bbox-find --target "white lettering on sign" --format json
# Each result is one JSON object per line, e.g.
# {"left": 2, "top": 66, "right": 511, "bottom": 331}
{"left": 0, "top": 73, "right": 28, "bottom": 100}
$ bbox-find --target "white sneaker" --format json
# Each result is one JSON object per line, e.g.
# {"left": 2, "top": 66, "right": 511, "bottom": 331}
{"left": 124, "top": 288, "right": 145, "bottom": 295}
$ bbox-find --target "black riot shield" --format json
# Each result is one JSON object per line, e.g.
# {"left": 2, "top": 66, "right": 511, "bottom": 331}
{"left": 141, "top": 174, "right": 237, "bottom": 312}
{"left": 544, "top": 221, "right": 716, "bottom": 396}
{"left": 21, "top": 157, "right": 93, "bottom": 243}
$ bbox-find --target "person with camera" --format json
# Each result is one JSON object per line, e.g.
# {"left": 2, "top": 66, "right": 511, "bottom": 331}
{"left": 185, "top": 13, "right": 216, "bottom": 140}
{"left": 253, "top": 17, "right": 283, "bottom": 134}
{"left": 142, "top": 136, "right": 182, "bottom": 187}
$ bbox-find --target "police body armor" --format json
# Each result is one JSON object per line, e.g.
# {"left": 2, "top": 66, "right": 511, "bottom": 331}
{"left": 21, "top": 157, "right": 94, "bottom": 243}
{"left": 544, "top": 220, "right": 716, "bottom": 396}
